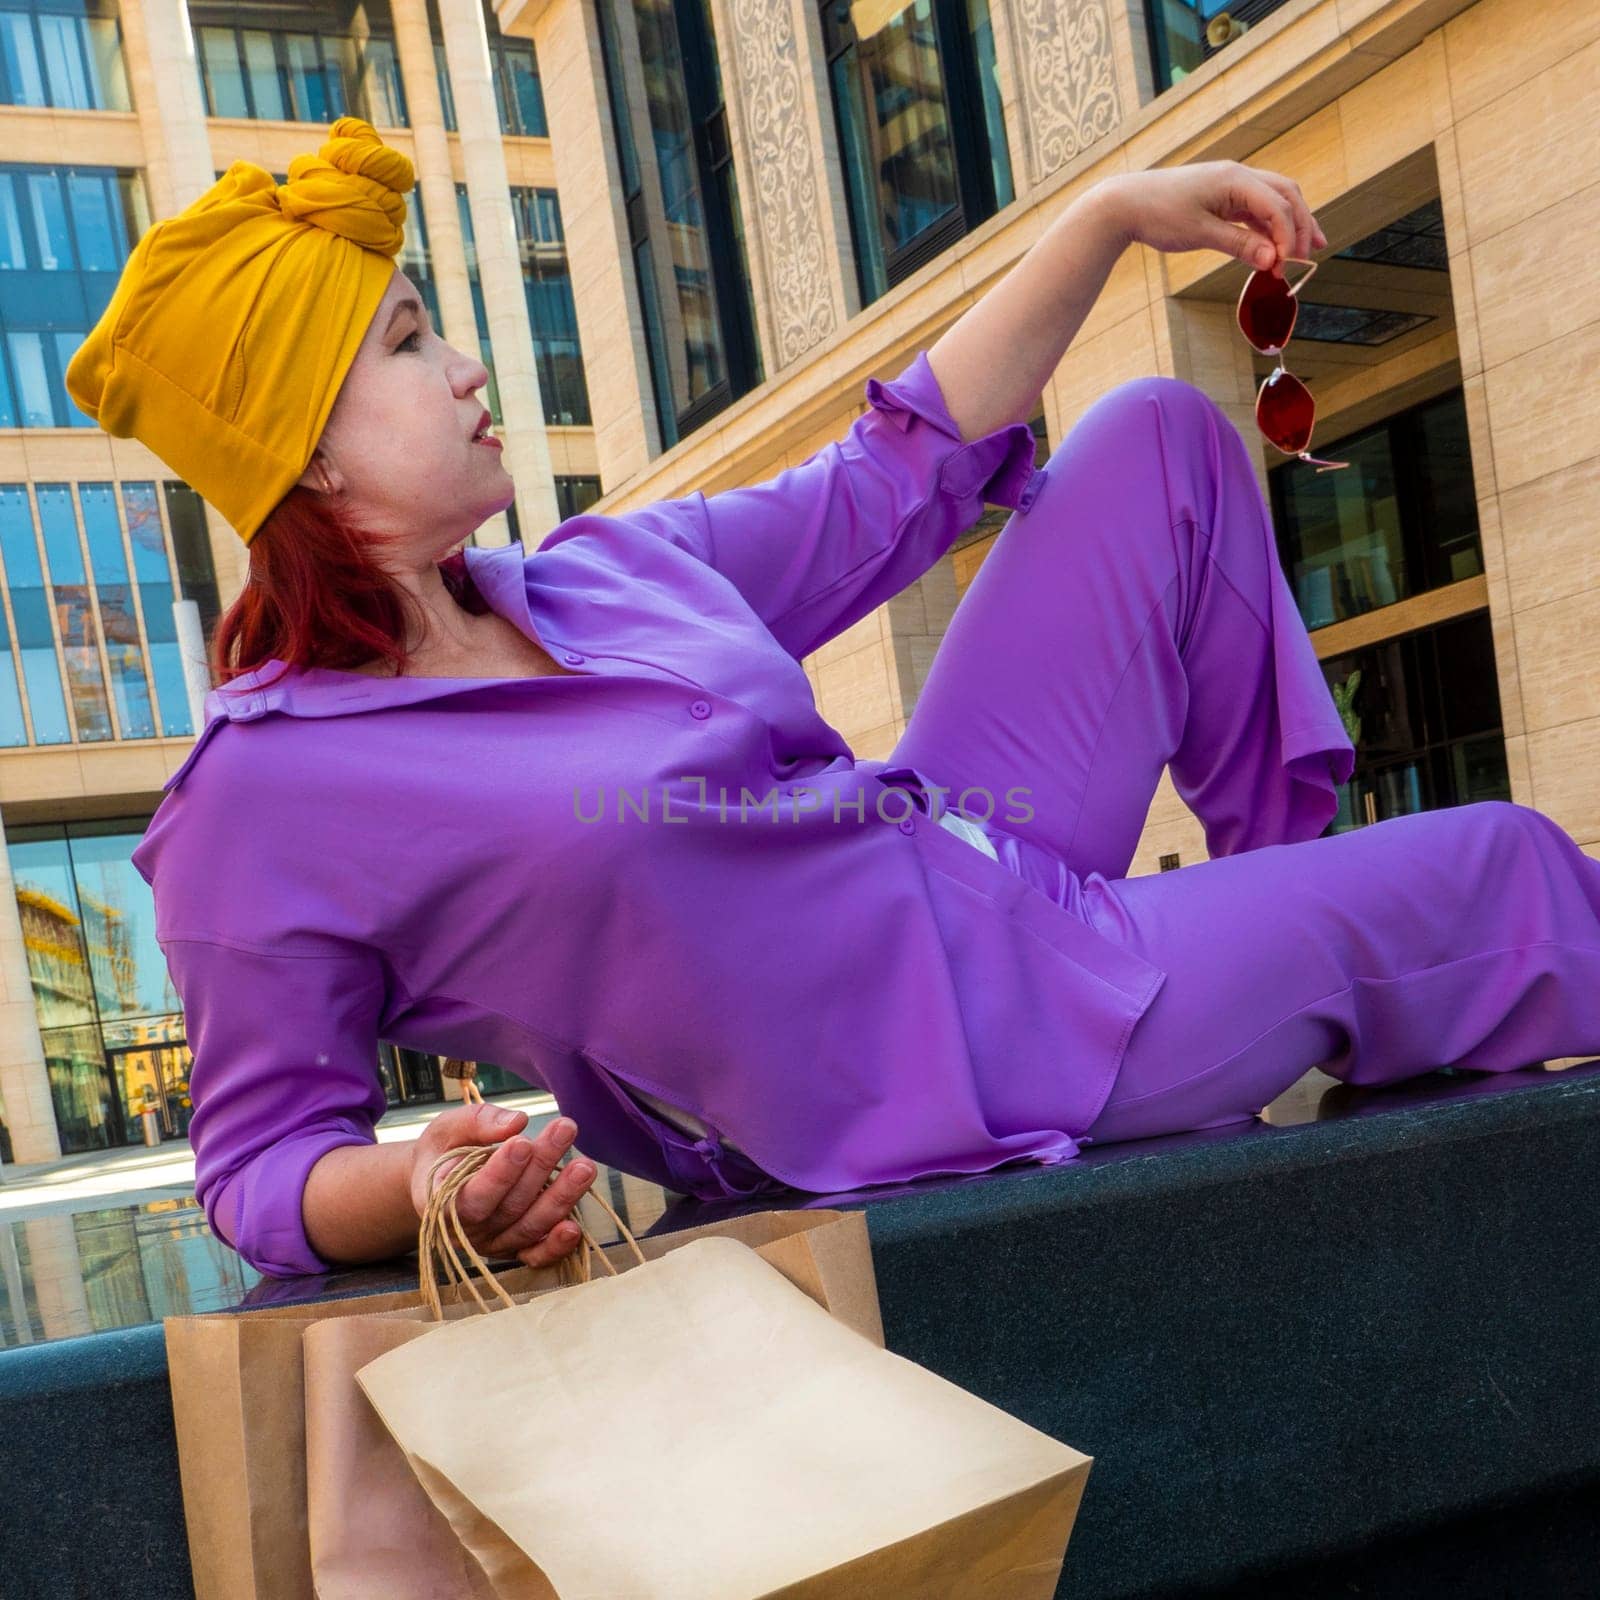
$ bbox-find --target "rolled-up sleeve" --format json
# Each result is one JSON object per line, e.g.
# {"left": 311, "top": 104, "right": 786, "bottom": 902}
{"left": 607, "top": 348, "right": 1043, "bottom": 661}
{"left": 163, "top": 936, "right": 389, "bottom": 1278}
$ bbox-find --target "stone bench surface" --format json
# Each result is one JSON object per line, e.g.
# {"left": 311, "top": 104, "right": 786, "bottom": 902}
{"left": 3, "top": 1061, "right": 1599, "bottom": 1599}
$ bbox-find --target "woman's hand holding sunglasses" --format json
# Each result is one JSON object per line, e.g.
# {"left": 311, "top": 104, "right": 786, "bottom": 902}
{"left": 1091, "top": 161, "right": 1348, "bottom": 471}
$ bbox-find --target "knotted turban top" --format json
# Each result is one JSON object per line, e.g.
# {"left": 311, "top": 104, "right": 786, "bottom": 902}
{"left": 65, "top": 116, "right": 415, "bottom": 546}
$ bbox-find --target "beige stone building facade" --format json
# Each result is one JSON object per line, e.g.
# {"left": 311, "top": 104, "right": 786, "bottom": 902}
{"left": 0, "top": 0, "right": 1595, "bottom": 1172}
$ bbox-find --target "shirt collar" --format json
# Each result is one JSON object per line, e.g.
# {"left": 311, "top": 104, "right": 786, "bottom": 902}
{"left": 200, "top": 540, "right": 537, "bottom": 727}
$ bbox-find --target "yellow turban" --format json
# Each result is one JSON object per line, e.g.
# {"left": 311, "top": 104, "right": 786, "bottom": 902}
{"left": 64, "top": 116, "right": 414, "bottom": 547}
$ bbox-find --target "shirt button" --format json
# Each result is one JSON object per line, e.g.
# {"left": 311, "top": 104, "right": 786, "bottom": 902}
{"left": 562, "top": 651, "right": 584, "bottom": 664}
{"left": 689, "top": 699, "right": 712, "bottom": 719}
{"left": 898, "top": 816, "right": 916, "bottom": 836}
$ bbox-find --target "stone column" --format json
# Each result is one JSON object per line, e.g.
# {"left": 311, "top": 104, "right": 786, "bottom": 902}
{"left": 700, "top": 0, "right": 844, "bottom": 374}
{"left": 437, "top": 0, "right": 560, "bottom": 541}
{"left": 0, "top": 820, "right": 62, "bottom": 1165}
{"left": 118, "top": 0, "right": 244, "bottom": 577}
{"left": 392, "top": 0, "right": 490, "bottom": 448}
{"left": 503, "top": 0, "right": 661, "bottom": 482}
{"left": 115, "top": 0, "right": 213, "bottom": 218}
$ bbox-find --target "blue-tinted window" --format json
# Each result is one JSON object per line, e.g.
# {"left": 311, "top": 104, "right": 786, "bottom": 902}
{"left": 0, "top": 162, "right": 148, "bottom": 429}
{"left": 512, "top": 187, "right": 590, "bottom": 426}
{"left": 191, "top": 2, "right": 405, "bottom": 126}
{"left": 36, "top": 481, "right": 112, "bottom": 740}
{"left": 80, "top": 482, "right": 157, "bottom": 739}
{"left": 0, "top": 483, "right": 70, "bottom": 743}
{"left": 125, "top": 482, "right": 195, "bottom": 739}
{"left": 0, "top": 0, "right": 130, "bottom": 111}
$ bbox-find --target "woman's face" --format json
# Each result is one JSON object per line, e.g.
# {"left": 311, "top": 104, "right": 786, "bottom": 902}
{"left": 299, "top": 268, "right": 513, "bottom": 561}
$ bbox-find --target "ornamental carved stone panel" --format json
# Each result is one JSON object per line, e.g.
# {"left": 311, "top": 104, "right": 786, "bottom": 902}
{"left": 727, "top": 0, "right": 840, "bottom": 366}
{"left": 1010, "top": 0, "right": 1122, "bottom": 186}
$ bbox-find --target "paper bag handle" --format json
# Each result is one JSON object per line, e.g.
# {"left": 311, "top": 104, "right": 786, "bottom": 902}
{"left": 418, "top": 1142, "right": 649, "bottom": 1320}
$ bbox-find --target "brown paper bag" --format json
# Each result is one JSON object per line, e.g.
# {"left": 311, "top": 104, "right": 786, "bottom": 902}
{"left": 354, "top": 1148, "right": 1093, "bottom": 1600}
{"left": 303, "top": 1205, "right": 882, "bottom": 1599}
{"left": 166, "top": 1191, "right": 882, "bottom": 1600}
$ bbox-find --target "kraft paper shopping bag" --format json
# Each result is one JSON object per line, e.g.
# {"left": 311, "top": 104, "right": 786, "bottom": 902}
{"left": 353, "top": 1147, "right": 1092, "bottom": 1600}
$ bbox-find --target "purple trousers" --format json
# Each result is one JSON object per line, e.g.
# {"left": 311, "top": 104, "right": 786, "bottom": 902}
{"left": 889, "top": 376, "right": 1600, "bottom": 1145}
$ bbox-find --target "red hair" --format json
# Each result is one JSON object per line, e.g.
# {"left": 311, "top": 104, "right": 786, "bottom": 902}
{"left": 211, "top": 484, "right": 492, "bottom": 690}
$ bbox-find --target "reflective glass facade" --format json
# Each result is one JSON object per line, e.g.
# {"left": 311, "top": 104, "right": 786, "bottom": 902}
{"left": 1146, "top": 0, "right": 1296, "bottom": 93}
{"left": 1318, "top": 615, "right": 1511, "bottom": 831}
{"left": 4, "top": 821, "right": 541, "bottom": 1157}
{"left": 1269, "top": 387, "right": 1505, "bottom": 833}
{"left": 191, "top": 0, "right": 408, "bottom": 125}
{"left": 594, "top": 0, "right": 762, "bottom": 448}
{"left": 0, "top": 478, "right": 214, "bottom": 746}
{"left": 821, "top": 0, "right": 1013, "bottom": 308}
{"left": 0, "top": 162, "right": 149, "bottom": 430}
{"left": 1270, "top": 387, "right": 1484, "bottom": 631}
{"left": 427, "top": 0, "right": 548, "bottom": 135}
{"left": 453, "top": 181, "right": 592, "bottom": 429}
{"left": 0, "top": 0, "right": 130, "bottom": 111}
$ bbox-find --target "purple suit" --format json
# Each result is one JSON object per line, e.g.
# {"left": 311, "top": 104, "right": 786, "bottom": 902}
{"left": 135, "top": 351, "right": 1600, "bottom": 1278}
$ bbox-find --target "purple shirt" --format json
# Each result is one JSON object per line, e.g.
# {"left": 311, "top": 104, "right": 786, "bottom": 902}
{"left": 132, "top": 350, "right": 1168, "bottom": 1278}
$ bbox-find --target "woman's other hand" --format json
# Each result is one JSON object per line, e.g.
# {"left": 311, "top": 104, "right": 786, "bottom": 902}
{"left": 1093, "top": 161, "right": 1329, "bottom": 274}
{"left": 408, "top": 1102, "right": 597, "bottom": 1269}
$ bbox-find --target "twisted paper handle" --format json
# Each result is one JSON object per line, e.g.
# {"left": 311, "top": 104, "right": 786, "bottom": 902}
{"left": 418, "top": 1138, "right": 648, "bottom": 1320}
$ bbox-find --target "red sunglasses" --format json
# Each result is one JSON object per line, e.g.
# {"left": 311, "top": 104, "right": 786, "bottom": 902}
{"left": 1236, "top": 256, "right": 1349, "bottom": 473}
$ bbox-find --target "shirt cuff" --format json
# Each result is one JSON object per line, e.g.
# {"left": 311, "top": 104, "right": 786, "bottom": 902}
{"left": 205, "top": 1123, "right": 378, "bottom": 1279}
{"left": 865, "top": 349, "right": 1046, "bottom": 513}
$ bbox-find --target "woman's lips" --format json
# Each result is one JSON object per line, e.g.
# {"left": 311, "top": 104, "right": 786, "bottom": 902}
{"left": 473, "top": 433, "right": 502, "bottom": 451}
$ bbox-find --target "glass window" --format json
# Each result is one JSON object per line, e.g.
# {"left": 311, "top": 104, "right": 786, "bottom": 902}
{"left": 433, "top": 40, "right": 456, "bottom": 131}
{"left": 493, "top": 36, "right": 546, "bottom": 135}
{"left": 3, "top": 164, "right": 148, "bottom": 428}
{"left": 36, "top": 481, "right": 112, "bottom": 740}
{"left": 821, "top": 0, "right": 1013, "bottom": 308}
{"left": 241, "top": 29, "right": 286, "bottom": 121}
{"left": 80, "top": 483, "right": 157, "bottom": 739}
{"left": 162, "top": 480, "right": 220, "bottom": 662}
{"left": 80, "top": 13, "right": 129, "bottom": 110}
{"left": 1271, "top": 387, "right": 1485, "bottom": 632}
{"left": 197, "top": 25, "right": 248, "bottom": 117}
{"left": 1319, "top": 612, "right": 1510, "bottom": 833}
{"left": 8, "top": 820, "right": 191, "bottom": 1154}
{"left": 122, "top": 483, "right": 192, "bottom": 738}
{"left": 512, "top": 186, "right": 592, "bottom": 426}
{"left": 556, "top": 476, "right": 603, "bottom": 520}
{"left": 0, "top": 1, "right": 128, "bottom": 110}
{"left": 0, "top": 10, "right": 47, "bottom": 105}
{"left": 1146, "top": 0, "right": 1292, "bottom": 94}
{"left": 361, "top": 35, "right": 406, "bottom": 127}
{"left": 0, "top": 483, "right": 70, "bottom": 742}
{"left": 594, "top": 0, "right": 761, "bottom": 448}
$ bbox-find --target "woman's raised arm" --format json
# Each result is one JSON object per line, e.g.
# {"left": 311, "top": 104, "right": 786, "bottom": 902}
{"left": 926, "top": 161, "right": 1329, "bottom": 444}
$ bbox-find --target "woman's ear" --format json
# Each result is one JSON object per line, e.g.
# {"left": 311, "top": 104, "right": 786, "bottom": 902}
{"left": 296, "top": 453, "right": 338, "bottom": 495}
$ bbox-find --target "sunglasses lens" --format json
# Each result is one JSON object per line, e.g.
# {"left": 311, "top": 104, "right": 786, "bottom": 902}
{"left": 1257, "top": 369, "right": 1316, "bottom": 456}
{"left": 1238, "top": 270, "right": 1297, "bottom": 352}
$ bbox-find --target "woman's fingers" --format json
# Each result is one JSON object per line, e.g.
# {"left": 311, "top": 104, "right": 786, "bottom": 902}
{"left": 474, "top": 1116, "right": 579, "bottom": 1240}
{"left": 1221, "top": 167, "right": 1297, "bottom": 268}
{"left": 479, "top": 1154, "right": 598, "bottom": 1259}
{"left": 1252, "top": 168, "right": 1325, "bottom": 258}
{"left": 451, "top": 1134, "right": 538, "bottom": 1228}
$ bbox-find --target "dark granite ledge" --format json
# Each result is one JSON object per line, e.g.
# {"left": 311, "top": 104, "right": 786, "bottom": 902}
{"left": 5, "top": 1059, "right": 1600, "bottom": 1599}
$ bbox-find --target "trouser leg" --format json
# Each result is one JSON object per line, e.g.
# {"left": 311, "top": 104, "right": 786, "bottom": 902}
{"left": 888, "top": 374, "right": 1355, "bottom": 878}
{"left": 1082, "top": 800, "right": 1600, "bottom": 1144}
